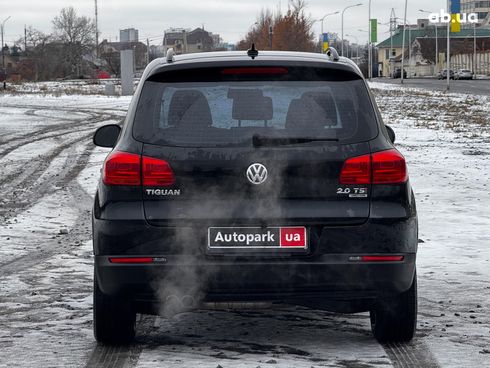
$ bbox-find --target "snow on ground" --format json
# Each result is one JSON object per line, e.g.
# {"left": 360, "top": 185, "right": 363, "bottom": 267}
{"left": 0, "top": 84, "right": 489, "bottom": 367}
{"left": 0, "top": 240, "right": 94, "bottom": 368}
{"left": 76, "top": 147, "right": 110, "bottom": 197}
{"left": 370, "top": 82, "right": 490, "bottom": 367}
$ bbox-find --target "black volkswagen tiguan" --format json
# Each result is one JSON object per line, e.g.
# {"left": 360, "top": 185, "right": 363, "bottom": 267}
{"left": 92, "top": 47, "right": 418, "bottom": 345}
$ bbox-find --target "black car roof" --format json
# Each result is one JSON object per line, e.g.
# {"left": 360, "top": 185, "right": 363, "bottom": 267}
{"left": 145, "top": 50, "right": 364, "bottom": 79}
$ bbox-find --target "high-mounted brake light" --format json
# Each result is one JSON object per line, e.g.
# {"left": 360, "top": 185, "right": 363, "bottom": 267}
{"left": 103, "top": 151, "right": 141, "bottom": 186}
{"left": 339, "top": 149, "right": 407, "bottom": 185}
{"left": 103, "top": 151, "right": 175, "bottom": 187}
{"left": 221, "top": 67, "right": 288, "bottom": 75}
{"left": 109, "top": 257, "right": 153, "bottom": 264}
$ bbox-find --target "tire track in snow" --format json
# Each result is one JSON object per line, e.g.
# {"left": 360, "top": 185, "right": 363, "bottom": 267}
{"left": 383, "top": 341, "right": 440, "bottom": 367}
{"left": 85, "top": 315, "right": 155, "bottom": 368}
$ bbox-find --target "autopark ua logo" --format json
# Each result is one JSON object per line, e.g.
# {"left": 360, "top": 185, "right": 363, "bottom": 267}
{"left": 428, "top": 10, "right": 478, "bottom": 24}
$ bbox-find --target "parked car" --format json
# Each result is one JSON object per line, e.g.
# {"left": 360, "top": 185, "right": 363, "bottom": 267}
{"left": 391, "top": 68, "right": 407, "bottom": 79}
{"left": 454, "top": 69, "right": 473, "bottom": 80}
{"left": 92, "top": 47, "right": 418, "bottom": 345}
{"left": 438, "top": 69, "right": 455, "bottom": 79}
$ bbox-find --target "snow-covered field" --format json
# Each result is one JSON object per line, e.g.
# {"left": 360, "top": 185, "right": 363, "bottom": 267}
{"left": 0, "top": 83, "right": 489, "bottom": 367}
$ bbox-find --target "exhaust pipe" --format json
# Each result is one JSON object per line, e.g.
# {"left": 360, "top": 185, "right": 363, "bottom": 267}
{"left": 162, "top": 294, "right": 196, "bottom": 317}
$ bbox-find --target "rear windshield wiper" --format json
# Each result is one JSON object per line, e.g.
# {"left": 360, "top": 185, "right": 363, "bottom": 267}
{"left": 252, "top": 135, "right": 339, "bottom": 147}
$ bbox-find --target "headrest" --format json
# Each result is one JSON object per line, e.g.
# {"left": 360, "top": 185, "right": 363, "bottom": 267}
{"left": 168, "top": 90, "right": 212, "bottom": 127}
{"left": 285, "top": 95, "right": 329, "bottom": 131}
{"left": 228, "top": 89, "right": 273, "bottom": 121}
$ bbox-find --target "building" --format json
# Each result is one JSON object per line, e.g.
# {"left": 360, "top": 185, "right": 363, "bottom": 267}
{"left": 413, "top": 36, "right": 490, "bottom": 75}
{"left": 120, "top": 28, "right": 139, "bottom": 43}
{"left": 99, "top": 39, "right": 148, "bottom": 73}
{"left": 377, "top": 21, "right": 490, "bottom": 77}
{"left": 163, "top": 27, "right": 217, "bottom": 54}
{"left": 459, "top": 0, "right": 490, "bottom": 26}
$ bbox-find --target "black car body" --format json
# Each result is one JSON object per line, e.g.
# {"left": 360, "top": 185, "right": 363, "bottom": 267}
{"left": 92, "top": 48, "right": 418, "bottom": 344}
{"left": 391, "top": 68, "right": 407, "bottom": 79}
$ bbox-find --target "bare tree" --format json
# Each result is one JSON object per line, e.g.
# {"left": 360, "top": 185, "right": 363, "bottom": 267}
{"left": 52, "top": 7, "right": 95, "bottom": 77}
{"left": 237, "top": 0, "right": 315, "bottom": 52}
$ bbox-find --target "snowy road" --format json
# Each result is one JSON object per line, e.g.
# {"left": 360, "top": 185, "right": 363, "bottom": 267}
{"left": 0, "top": 87, "right": 489, "bottom": 367}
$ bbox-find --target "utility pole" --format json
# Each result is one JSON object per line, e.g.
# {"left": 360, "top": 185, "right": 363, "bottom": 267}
{"left": 389, "top": 8, "right": 396, "bottom": 78}
{"left": 447, "top": 0, "right": 450, "bottom": 91}
{"left": 473, "top": 22, "right": 477, "bottom": 79}
{"left": 95, "top": 0, "right": 99, "bottom": 58}
{"left": 401, "top": 0, "right": 408, "bottom": 84}
{"left": 1, "top": 16, "right": 11, "bottom": 90}
{"left": 269, "top": 25, "right": 273, "bottom": 50}
{"left": 24, "top": 25, "right": 27, "bottom": 53}
{"left": 146, "top": 38, "right": 150, "bottom": 65}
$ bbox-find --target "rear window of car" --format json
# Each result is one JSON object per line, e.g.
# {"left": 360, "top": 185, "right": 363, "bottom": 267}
{"left": 133, "top": 66, "right": 378, "bottom": 147}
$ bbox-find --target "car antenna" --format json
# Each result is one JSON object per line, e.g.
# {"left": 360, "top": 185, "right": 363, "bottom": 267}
{"left": 247, "top": 43, "right": 259, "bottom": 59}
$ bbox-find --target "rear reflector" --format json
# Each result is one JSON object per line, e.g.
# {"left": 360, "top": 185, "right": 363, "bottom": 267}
{"left": 109, "top": 257, "right": 154, "bottom": 264}
{"left": 103, "top": 151, "right": 141, "bottom": 186}
{"left": 353, "top": 255, "right": 404, "bottom": 262}
{"left": 142, "top": 156, "right": 175, "bottom": 186}
{"left": 221, "top": 67, "right": 288, "bottom": 75}
{"left": 339, "top": 149, "right": 407, "bottom": 185}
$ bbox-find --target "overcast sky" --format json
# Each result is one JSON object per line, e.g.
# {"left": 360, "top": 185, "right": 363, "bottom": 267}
{"left": 2, "top": 0, "right": 448, "bottom": 46}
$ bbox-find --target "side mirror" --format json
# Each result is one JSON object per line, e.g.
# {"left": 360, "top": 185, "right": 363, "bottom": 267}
{"left": 386, "top": 125, "right": 396, "bottom": 144}
{"left": 93, "top": 124, "right": 121, "bottom": 148}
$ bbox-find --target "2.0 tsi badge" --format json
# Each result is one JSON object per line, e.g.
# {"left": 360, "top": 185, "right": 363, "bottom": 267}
{"left": 246, "top": 163, "right": 268, "bottom": 185}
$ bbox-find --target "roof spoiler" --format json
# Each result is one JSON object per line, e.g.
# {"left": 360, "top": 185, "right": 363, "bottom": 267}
{"left": 326, "top": 47, "right": 340, "bottom": 62}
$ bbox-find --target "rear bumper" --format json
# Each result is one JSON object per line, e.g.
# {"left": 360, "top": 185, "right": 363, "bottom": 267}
{"left": 95, "top": 253, "right": 416, "bottom": 303}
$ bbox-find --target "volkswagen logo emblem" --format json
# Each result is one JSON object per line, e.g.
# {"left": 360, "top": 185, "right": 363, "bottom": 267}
{"left": 246, "top": 163, "right": 268, "bottom": 185}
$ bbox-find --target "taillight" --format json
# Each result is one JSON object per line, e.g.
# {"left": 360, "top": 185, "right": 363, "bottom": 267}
{"left": 103, "top": 151, "right": 141, "bottom": 186}
{"left": 339, "top": 154, "right": 371, "bottom": 184}
{"left": 339, "top": 149, "right": 407, "bottom": 185}
{"left": 142, "top": 156, "right": 175, "bottom": 186}
{"left": 371, "top": 149, "right": 407, "bottom": 184}
{"left": 103, "top": 151, "right": 175, "bottom": 187}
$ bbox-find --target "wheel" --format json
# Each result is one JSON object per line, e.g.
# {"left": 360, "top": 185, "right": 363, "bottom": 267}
{"left": 370, "top": 272, "right": 417, "bottom": 343}
{"left": 93, "top": 276, "right": 136, "bottom": 345}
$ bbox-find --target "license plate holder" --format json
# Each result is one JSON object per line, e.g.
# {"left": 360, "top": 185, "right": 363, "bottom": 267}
{"left": 207, "top": 227, "right": 308, "bottom": 252}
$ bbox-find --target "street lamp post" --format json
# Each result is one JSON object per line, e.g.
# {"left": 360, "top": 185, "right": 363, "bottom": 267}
{"left": 419, "top": 9, "right": 439, "bottom": 75}
{"left": 368, "top": 0, "right": 371, "bottom": 79}
{"left": 320, "top": 11, "right": 340, "bottom": 37}
{"left": 1, "top": 16, "right": 11, "bottom": 90}
{"left": 341, "top": 3, "right": 362, "bottom": 56}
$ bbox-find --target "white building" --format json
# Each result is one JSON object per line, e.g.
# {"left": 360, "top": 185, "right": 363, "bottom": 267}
{"left": 120, "top": 28, "right": 139, "bottom": 43}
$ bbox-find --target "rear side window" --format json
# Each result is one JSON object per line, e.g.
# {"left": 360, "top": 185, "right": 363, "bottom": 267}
{"left": 133, "top": 67, "right": 378, "bottom": 147}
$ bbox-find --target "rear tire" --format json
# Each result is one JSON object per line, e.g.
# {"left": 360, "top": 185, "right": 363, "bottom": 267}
{"left": 93, "top": 276, "right": 136, "bottom": 345}
{"left": 370, "top": 272, "right": 417, "bottom": 343}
